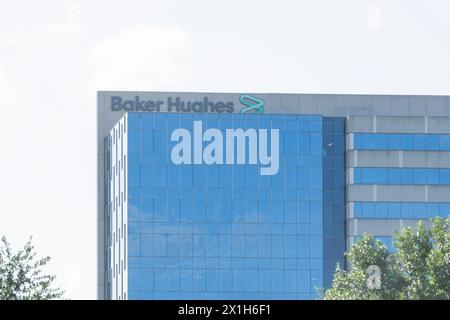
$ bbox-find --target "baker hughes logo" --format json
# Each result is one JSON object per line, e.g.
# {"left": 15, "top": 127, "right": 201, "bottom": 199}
{"left": 239, "top": 94, "right": 265, "bottom": 114}
{"left": 110, "top": 94, "right": 265, "bottom": 114}
{"left": 170, "top": 121, "right": 279, "bottom": 175}
{"left": 110, "top": 96, "right": 234, "bottom": 113}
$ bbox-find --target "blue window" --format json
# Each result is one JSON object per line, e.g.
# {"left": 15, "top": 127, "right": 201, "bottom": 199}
{"left": 361, "top": 168, "right": 374, "bottom": 184}
{"left": 387, "top": 134, "right": 401, "bottom": 149}
{"left": 353, "top": 133, "right": 450, "bottom": 151}
{"left": 413, "top": 168, "right": 427, "bottom": 184}
{"left": 428, "top": 169, "right": 439, "bottom": 185}
{"left": 373, "top": 134, "right": 387, "bottom": 149}
{"left": 400, "top": 134, "right": 414, "bottom": 150}
{"left": 401, "top": 168, "right": 414, "bottom": 184}
{"left": 361, "top": 134, "right": 374, "bottom": 149}
{"left": 354, "top": 167, "right": 450, "bottom": 185}
{"left": 373, "top": 168, "right": 387, "bottom": 184}
{"left": 387, "top": 168, "right": 401, "bottom": 184}
{"left": 118, "top": 113, "right": 326, "bottom": 300}
{"left": 414, "top": 135, "right": 427, "bottom": 150}
{"left": 440, "top": 169, "right": 450, "bottom": 184}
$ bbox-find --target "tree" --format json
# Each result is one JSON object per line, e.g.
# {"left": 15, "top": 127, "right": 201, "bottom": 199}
{"left": 0, "top": 236, "right": 64, "bottom": 300}
{"left": 322, "top": 216, "right": 450, "bottom": 300}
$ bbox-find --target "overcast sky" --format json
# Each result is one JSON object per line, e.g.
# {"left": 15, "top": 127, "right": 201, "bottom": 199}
{"left": 0, "top": 0, "right": 449, "bottom": 299}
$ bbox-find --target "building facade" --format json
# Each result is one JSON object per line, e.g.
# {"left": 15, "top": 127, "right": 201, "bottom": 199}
{"left": 97, "top": 92, "right": 450, "bottom": 300}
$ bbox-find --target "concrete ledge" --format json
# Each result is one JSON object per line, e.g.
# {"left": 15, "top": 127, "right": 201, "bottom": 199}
{"left": 347, "top": 218, "right": 430, "bottom": 237}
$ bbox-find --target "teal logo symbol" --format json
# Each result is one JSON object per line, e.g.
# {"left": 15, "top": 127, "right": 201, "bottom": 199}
{"left": 239, "top": 94, "right": 265, "bottom": 114}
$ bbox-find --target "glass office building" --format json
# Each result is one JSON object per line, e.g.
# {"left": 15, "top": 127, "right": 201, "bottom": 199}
{"left": 97, "top": 92, "right": 450, "bottom": 299}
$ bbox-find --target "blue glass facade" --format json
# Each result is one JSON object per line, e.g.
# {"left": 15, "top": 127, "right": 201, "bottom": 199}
{"left": 322, "top": 118, "right": 346, "bottom": 287}
{"left": 354, "top": 133, "right": 450, "bottom": 151}
{"left": 99, "top": 92, "right": 450, "bottom": 301}
{"left": 120, "top": 112, "right": 345, "bottom": 300}
{"left": 353, "top": 202, "right": 450, "bottom": 219}
{"left": 354, "top": 168, "right": 450, "bottom": 185}
{"left": 350, "top": 132, "right": 450, "bottom": 245}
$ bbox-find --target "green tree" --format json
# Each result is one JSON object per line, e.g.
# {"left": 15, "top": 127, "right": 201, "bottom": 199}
{"left": 322, "top": 216, "right": 450, "bottom": 300}
{"left": 0, "top": 236, "right": 64, "bottom": 300}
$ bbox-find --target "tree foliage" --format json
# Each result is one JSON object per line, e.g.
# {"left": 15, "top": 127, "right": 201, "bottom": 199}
{"left": 322, "top": 217, "right": 450, "bottom": 300}
{"left": 0, "top": 236, "right": 64, "bottom": 300}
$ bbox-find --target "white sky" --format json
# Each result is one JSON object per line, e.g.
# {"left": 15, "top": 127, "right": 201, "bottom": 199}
{"left": 0, "top": 0, "right": 449, "bottom": 299}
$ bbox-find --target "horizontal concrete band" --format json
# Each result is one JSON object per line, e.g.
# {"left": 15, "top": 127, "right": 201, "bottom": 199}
{"left": 347, "top": 116, "right": 450, "bottom": 134}
{"left": 346, "top": 150, "right": 450, "bottom": 168}
{"left": 347, "top": 218, "right": 432, "bottom": 237}
{"left": 347, "top": 184, "right": 450, "bottom": 202}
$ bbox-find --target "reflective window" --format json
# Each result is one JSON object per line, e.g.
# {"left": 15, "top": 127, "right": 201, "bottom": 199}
{"left": 354, "top": 201, "right": 450, "bottom": 219}
{"left": 354, "top": 167, "right": 450, "bottom": 185}
{"left": 107, "top": 113, "right": 333, "bottom": 300}
{"left": 354, "top": 133, "right": 450, "bottom": 151}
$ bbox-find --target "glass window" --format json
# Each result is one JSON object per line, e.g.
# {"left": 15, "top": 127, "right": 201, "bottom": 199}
{"left": 271, "top": 201, "right": 284, "bottom": 223}
{"left": 179, "top": 199, "right": 193, "bottom": 222}
{"left": 118, "top": 113, "right": 333, "bottom": 299}
{"left": 180, "top": 269, "right": 193, "bottom": 291}
{"left": 354, "top": 168, "right": 362, "bottom": 184}
{"left": 427, "top": 203, "right": 439, "bottom": 218}
{"left": 258, "top": 201, "right": 270, "bottom": 223}
{"left": 271, "top": 236, "right": 284, "bottom": 257}
{"left": 387, "top": 168, "right": 401, "bottom": 184}
{"left": 153, "top": 165, "right": 167, "bottom": 187}
{"left": 413, "top": 168, "right": 427, "bottom": 184}
{"left": 297, "top": 270, "right": 310, "bottom": 292}
{"left": 258, "top": 235, "right": 270, "bottom": 257}
{"left": 298, "top": 133, "right": 310, "bottom": 155}
{"left": 414, "top": 135, "right": 427, "bottom": 150}
{"left": 129, "top": 234, "right": 141, "bottom": 256}
{"left": 373, "top": 134, "right": 387, "bottom": 149}
{"left": 284, "top": 131, "right": 298, "bottom": 154}
{"left": 362, "top": 202, "right": 374, "bottom": 218}
{"left": 233, "top": 166, "right": 245, "bottom": 188}
{"left": 373, "top": 168, "right": 387, "bottom": 184}
{"left": 285, "top": 235, "right": 297, "bottom": 257}
{"left": 167, "top": 234, "right": 180, "bottom": 257}
{"left": 206, "top": 234, "right": 219, "bottom": 257}
{"left": 353, "top": 133, "right": 450, "bottom": 151}
{"left": 206, "top": 200, "right": 219, "bottom": 222}
{"left": 387, "top": 203, "right": 401, "bottom": 219}
{"left": 141, "top": 199, "right": 153, "bottom": 222}
{"left": 129, "top": 164, "right": 142, "bottom": 187}
{"left": 400, "top": 169, "right": 414, "bottom": 184}
{"left": 353, "top": 133, "right": 362, "bottom": 149}
{"left": 153, "top": 234, "right": 167, "bottom": 256}
{"left": 245, "top": 200, "right": 258, "bottom": 223}
{"left": 375, "top": 202, "right": 388, "bottom": 219}
{"left": 245, "top": 236, "right": 257, "bottom": 257}
{"left": 310, "top": 133, "right": 322, "bottom": 155}
{"left": 219, "top": 270, "right": 232, "bottom": 291}
{"left": 361, "top": 168, "right": 374, "bottom": 184}
{"left": 387, "top": 134, "right": 401, "bottom": 150}
{"left": 232, "top": 200, "right": 244, "bottom": 223}
{"left": 440, "top": 169, "right": 450, "bottom": 184}
{"left": 219, "top": 166, "right": 232, "bottom": 187}
{"left": 413, "top": 203, "right": 427, "bottom": 219}
{"left": 285, "top": 166, "right": 297, "bottom": 188}
{"left": 440, "top": 135, "right": 450, "bottom": 150}
{"left": 167, "top": 200, "right": 179, "bottom": 221}
{"left": 271, "top": 270, "right": 284, "bottom": 292}
{"left": 245, "top": 166, "right": 258, "bottom": 188}
{"left": 427, "top": 168, "right": 439, "bottom": 185}
{"left": 427, "top": 135, "right": 440, "bottom": 150}
{"left": 193, "top": 200, "right": 206, "bottom": 222}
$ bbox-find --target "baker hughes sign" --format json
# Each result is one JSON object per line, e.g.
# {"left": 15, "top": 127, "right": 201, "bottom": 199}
{"left": 110, "top": 94, "right": 265, "bottom": 114}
